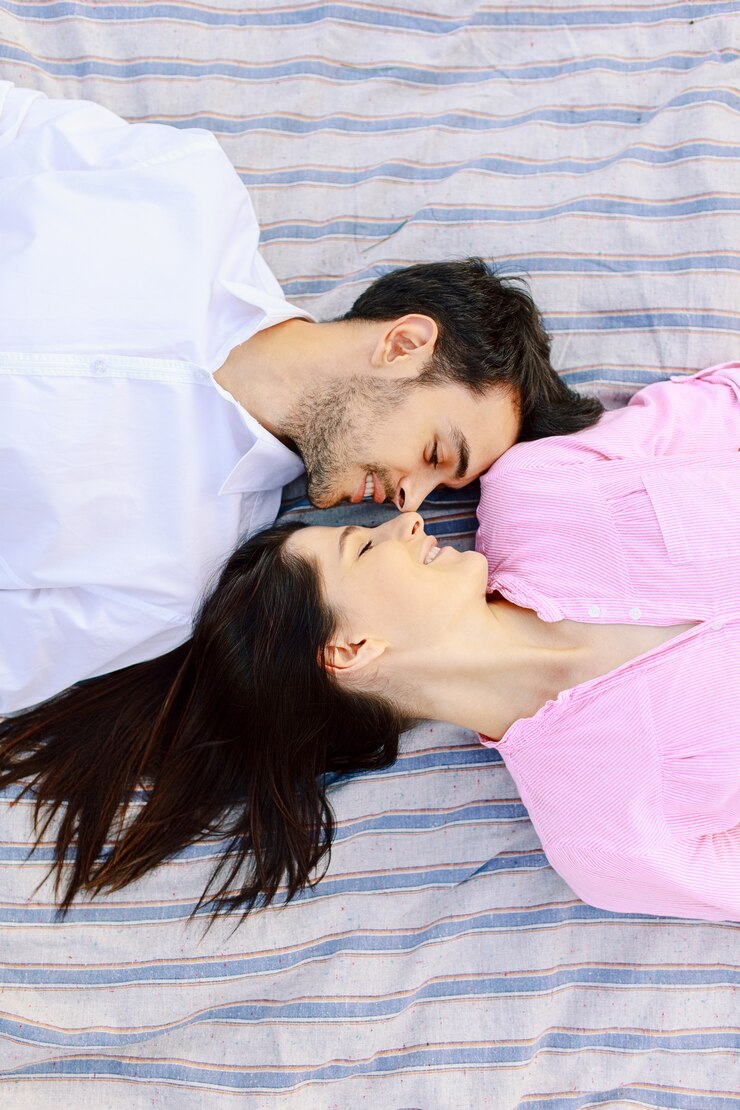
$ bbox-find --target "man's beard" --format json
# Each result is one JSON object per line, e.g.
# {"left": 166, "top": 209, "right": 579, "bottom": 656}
{"left": 284, "top": 376, "right": 405, "bottom": 508}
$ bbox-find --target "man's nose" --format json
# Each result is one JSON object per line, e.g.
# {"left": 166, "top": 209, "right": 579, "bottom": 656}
{"left": 395, "top": 476, "right": 437, "bottom": 513}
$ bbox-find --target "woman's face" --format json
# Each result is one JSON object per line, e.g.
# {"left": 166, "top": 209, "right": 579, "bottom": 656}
{"left": 287, "top": 514, "right": 489, "bottom": 667}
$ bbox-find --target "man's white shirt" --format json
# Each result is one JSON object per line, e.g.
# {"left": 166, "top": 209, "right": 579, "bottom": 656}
{"left": 0, "top": 81, "right": 312, "bottom": 713}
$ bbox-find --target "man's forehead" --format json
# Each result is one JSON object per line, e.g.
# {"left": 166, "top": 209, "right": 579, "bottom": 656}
{"left": 374, "top": 386, "right": 471, "bottom": 478}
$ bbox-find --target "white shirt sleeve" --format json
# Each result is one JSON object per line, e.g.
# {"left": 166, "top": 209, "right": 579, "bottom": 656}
{"left": 0, "top": 80, "right": 216, "bottom": 175}
{"left": 0, "top": 81, "right": 292, "bottom": 367}
{"left": 0, "top": 585, "right": 190, "bottom": 715}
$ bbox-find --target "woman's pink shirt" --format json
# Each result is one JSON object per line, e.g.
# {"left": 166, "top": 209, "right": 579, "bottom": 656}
{"left": 475, "top": 363, "right": 740, "bottom": 921}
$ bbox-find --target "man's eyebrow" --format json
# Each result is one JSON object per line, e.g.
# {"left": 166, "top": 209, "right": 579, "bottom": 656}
{"left": 338, "top": 525, "right": 360, "bottom": 559}
{"left": 450, "top": 426, "right": 470, "bottom": 480}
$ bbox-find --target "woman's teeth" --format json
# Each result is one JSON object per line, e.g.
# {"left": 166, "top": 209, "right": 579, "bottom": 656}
{"left": 363, "top": 474, "right": 374, "bottom": 499}
{"left": 424, "top": 545, "right": 441, "bottom": 565}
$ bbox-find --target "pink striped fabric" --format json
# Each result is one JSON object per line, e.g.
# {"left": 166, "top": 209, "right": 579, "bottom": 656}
{"left": 475, "top": 362, "right": 740, "bottom": 921}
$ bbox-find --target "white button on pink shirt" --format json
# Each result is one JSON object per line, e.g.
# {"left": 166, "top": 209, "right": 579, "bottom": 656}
{"left": 476, "top": 363, "right": 740, "bottom": 921}
{"left": 0, "top": 82, "right": 312, "bottom": 713}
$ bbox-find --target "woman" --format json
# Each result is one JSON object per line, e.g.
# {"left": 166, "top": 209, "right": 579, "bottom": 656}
{"left": 2, "top": 364, "right": 738, "bottom": 920}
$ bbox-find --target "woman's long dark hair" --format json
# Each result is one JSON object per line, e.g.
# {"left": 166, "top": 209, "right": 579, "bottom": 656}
{"left": 0, "top": 523, "right": 409, "bottom": 917}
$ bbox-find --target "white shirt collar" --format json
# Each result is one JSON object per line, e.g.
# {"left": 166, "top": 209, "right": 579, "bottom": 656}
{"left": 210, "top": 368, "right": 305, "bottom": 496}
{"left": 207, "top": 278, "right": 315, "bottom": 496}
{"left": 219, "top": 426, "right": 304, "bottom": 495}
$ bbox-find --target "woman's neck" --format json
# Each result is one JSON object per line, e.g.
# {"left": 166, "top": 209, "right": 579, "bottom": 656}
{"left": 394, "top": 599, "right": 697, "bottom": 740}
{"left": 394, "top": 599, "right": 582, "bottom": 741}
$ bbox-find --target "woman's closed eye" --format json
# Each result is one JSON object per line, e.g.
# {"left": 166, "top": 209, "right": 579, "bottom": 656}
{"left": 359, "top": 540, "right": 373, "bottom": 557}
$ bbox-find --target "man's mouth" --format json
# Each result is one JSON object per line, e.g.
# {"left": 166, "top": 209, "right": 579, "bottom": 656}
{"left": 350, "top": 472, "right": 386, "bottom": 504}
{"left": 349, "top": 474, "right": 367, "bottom": 503}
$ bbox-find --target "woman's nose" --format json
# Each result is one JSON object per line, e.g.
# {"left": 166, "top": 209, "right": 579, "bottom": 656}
{"left": 385, "top": 511, "right": 423, "bottom": 540}
{"left": 371, "top": 512, "right": 424, "bottom": 546}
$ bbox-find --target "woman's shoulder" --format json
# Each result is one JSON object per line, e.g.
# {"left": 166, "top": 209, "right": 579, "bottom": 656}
{"left": 480, "top": 412, "right": 626, "bottom": 489}
{"left": 477, "top": 436, "right": 605, "bottom": 540}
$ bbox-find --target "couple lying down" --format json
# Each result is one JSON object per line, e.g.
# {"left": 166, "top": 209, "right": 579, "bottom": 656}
{"left": 2, "top": 362, "right": 739, "bottom": 923}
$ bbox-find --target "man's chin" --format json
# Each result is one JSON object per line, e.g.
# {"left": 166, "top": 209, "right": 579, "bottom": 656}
{"left": 305, "top": 466, "right": 363, "bottom": 509}
{"left": 305, "top": 483, "right": 342, "bottom": 510}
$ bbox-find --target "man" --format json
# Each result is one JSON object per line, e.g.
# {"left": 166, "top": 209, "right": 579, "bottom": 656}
{"left": 0, "top": 82, "right": 601, "bottom": 712}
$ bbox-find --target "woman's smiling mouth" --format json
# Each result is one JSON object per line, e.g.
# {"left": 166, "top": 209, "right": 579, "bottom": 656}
{"left": 423, "top": 539, "right": 442, "bottom": 564}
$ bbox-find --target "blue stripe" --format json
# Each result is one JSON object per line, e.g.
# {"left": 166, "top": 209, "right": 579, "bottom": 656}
{"left": 0, "top": 855, "right": 558, "bottom": 929}
{"left": 0, "top": 744, "right": 502, "bottom": 807}
{"left": 158, "top": 89, "right": 740, "bottom": 136}
{"left": 240, "top": 145, "right": 740, "bottom": 186}
{"left": 0, "top": 893, "right": 700, "bottom": 937}
{"left": 1, "top": 939, "right": 734, "bottom": 990}
{"left": 282, "top": 308, "right": 734, "bottom": 333}
{"left": 1, "top": 42, "right": 736, "bottom": 84}
{"left": 268, "top": 200, "right": 740, "bottom": 248}
{"left": 328, "top": 743, "right": 499, "bottom": 777}
{"left": 287, "top": 256, "right": 740, "bottom": 280}
{"left": 3, "top": 1010, "right": 738, "bottom": 1052}
{"left": 515, "top": 255, "right": 740, "bottom": 274}
{"left": 338, "top": 803, "right": 530, "bottom": 838}
{"left": 279, "top": 256, "right": 740, "bottom": 301}
{"left": 7, "top": 1047, "right": 740, "bottom": 1092}
{"left": 1, "top": 2, "right": 736, "bottom": 32}
{"left": 521, "top": 1091, "right": 740, "bottom": 1110}
{"left": 545, "top": 311, "right": 740, "bottom": 332}
{"left": 282, "top": 303, "right": 739, "bottom": 332}
{"left": 559, "top": 368, "right": 676, "bottom": 387}
{"left": 0, "top": 801, "right": 527, "bottom": 863}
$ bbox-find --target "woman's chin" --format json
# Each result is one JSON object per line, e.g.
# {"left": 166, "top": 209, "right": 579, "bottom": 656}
{"left": 468, "top": 549, "right": 490, "bottom": 590}
{"left": 445, "top": 547, "right": 489, "bottom": 595}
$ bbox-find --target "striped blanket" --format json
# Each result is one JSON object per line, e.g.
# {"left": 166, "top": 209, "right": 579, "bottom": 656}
{"left": 1, "top": 2, "right": 739, "bottom": 1107}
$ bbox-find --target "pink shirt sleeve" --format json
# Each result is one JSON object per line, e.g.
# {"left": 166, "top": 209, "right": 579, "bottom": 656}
{"left": 562, "top": 361, "right": 740, "bottom": 461}
{"left": 547, "top": 829, "right": 740, "bottom": 922}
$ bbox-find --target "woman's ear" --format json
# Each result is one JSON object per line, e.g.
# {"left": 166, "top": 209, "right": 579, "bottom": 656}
{"left": 370, "top": 314, "right": 438, "bottom": 373}
{"left": 322, "top": 636, "right": 387, "bottom": 677}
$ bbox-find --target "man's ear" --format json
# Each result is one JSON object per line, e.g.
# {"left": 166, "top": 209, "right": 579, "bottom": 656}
{"left": 371, "top": 314, "right": 438, "bottom": 372}
{"left": 322, "top": 636, "right": 387, "bottom": 678}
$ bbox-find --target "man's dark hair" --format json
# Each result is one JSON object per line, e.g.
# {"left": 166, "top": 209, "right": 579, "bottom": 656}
{"left": 344, "top": 257, "right": 603, "bottom": 440}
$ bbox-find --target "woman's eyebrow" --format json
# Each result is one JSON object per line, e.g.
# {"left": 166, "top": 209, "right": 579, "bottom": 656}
{"left": 338, "top": 525, "right": 360, "bottom": 559}
{"left": 450, "top": 425, "right": 471, "bottom": 480}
